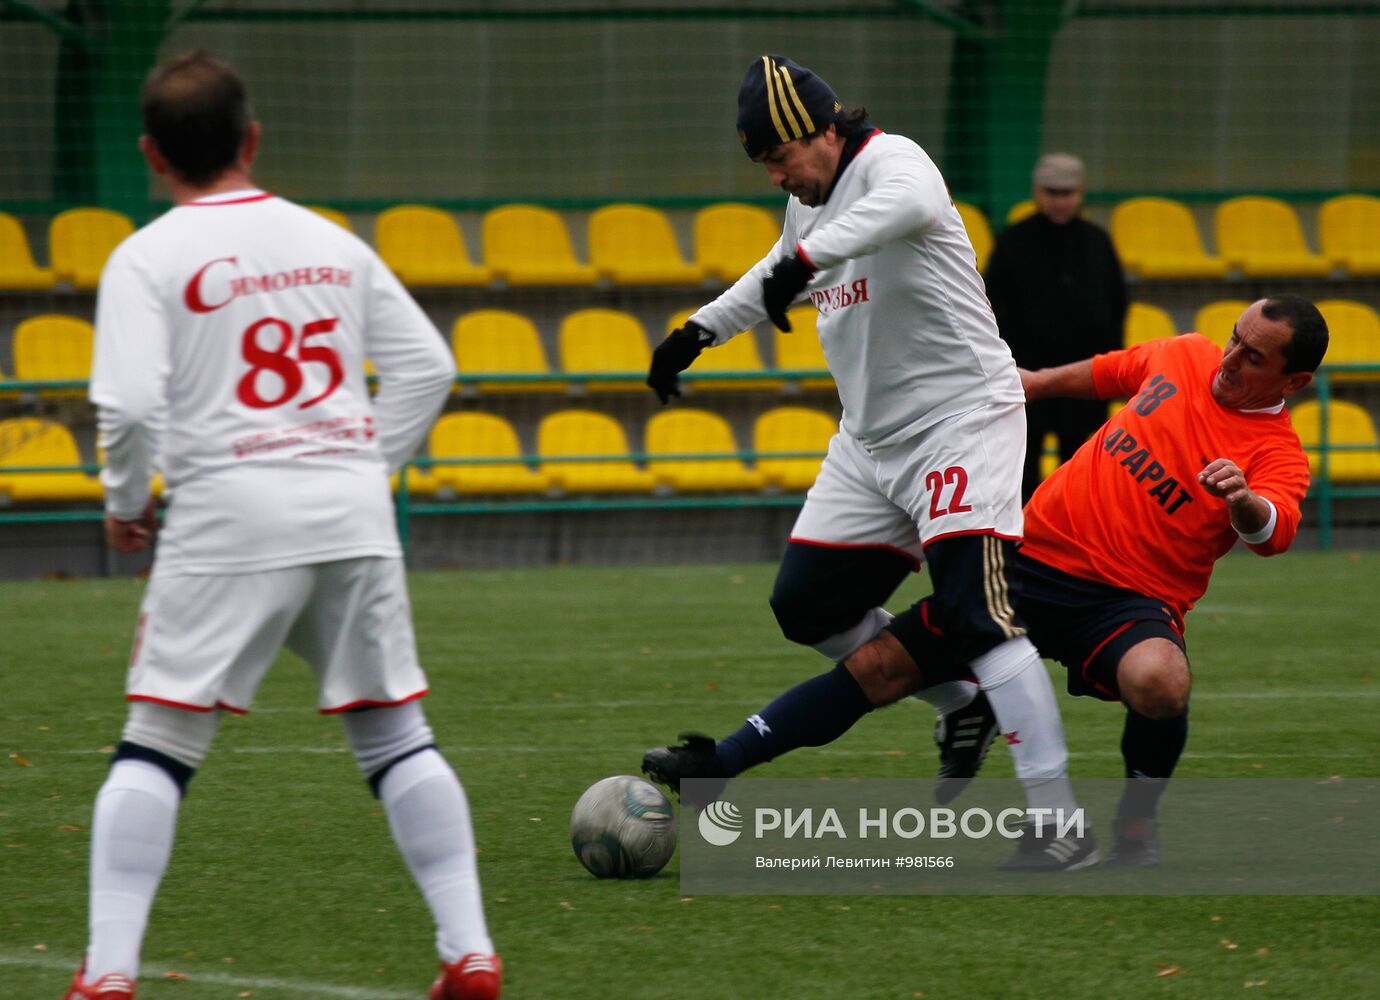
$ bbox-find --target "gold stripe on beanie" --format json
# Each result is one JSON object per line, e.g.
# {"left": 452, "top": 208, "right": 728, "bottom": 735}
{"left": 775, "top": 62, "right": 815, "bottom": 136}
{"left": 761, "top": 56, "right": 792, "bottom": 144}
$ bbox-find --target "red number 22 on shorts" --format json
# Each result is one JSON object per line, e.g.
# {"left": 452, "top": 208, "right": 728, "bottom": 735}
{"left": 925, "top": 466, "right": 972, "bottom": 519}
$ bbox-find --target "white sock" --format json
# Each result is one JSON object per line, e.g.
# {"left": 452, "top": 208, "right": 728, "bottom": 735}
{"left": 912, "top": 679, "right": 980, "bottom": 715}
{"left": 969, "top": 637, "right": 1079, "bottom": 817}
{"left": 811, "top": 606, "right": 895, "bottom": 662}
{"left": 380, "top": 750, "right": 493, "bottom": 961}
{"left": 86, "top": 760, "right": 181, "bottom": 980}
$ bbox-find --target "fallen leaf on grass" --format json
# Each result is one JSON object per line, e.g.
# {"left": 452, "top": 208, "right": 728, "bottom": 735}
{"left": 1255, "top": 948, "right": 1270, "bottom": 957}
{"left": 1245, "top": 979, "right": 1268, "bottom": 988}
{"left": 162, "top": 971, "right": 189, "bottom": 981}
{"left": 1221, "top": 939, "right": 1239, "bottom": 950}
{"left": 1154, "top": 965, "right": 1182, "bottom": 978}
{"left": 33, "top": 944, "right": 46, "bottom": 951}
{"left": 9, "top": 754, "right": 31, "bottom": 767}
{"left": 57, "top": 825, "right": 80, "bottom": 833}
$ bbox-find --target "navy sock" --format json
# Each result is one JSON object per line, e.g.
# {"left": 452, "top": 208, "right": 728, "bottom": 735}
{"left": 1116, "top": 707, "right": 1188, "bottom": 821}
{"left": 716, "top": 664, "right": 874, "bottom": 777}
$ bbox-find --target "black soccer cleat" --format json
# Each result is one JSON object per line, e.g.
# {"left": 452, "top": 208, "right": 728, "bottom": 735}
{"left": 933, "top": 690, "right": 1000, "bottom": 804}
{"left": 998, "top": 820, "right": 1100, "bottom": 873}
{"left": 1105, "top": 817, "right": 1161, "bottom": 868}
{"left": 641, "top": 732, "right": 727, "bottom": 805}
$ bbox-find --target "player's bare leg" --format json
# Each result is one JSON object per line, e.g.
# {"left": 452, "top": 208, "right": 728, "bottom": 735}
{"left": 1106, "top": 639, "right": 1192, "bottom": 866}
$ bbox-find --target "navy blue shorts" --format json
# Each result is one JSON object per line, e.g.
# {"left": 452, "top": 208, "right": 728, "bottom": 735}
{"left": 1012, "top": 552, "right": 1185, "bottom": 702}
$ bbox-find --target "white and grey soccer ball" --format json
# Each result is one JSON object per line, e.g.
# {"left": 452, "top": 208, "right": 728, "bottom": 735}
{"left": 570, "top": 775, "right": 677, "bottom": 879}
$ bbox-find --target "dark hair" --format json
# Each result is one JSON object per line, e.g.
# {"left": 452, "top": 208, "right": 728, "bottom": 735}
{"left": 831, "top": 105, "right": 870, "bottom": 140}
{"left": 1261, "top": 295, "right": 1329, "bottom": 374}
{"left": 141, "top": 51, "right": 250, "bottom": 186}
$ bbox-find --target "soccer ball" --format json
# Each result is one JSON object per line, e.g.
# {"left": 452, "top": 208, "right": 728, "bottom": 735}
{"left": 570, "top": 775, "right": 677, "bottom": 879}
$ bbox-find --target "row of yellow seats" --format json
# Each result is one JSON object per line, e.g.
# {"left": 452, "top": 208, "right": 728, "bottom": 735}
{"left": 0, "top": 306, "right": 835, "bottom": 393}
{"left": 8, "top": 396, "right": 1380, "bottom": 506}
{"left": 0, "top": 407, "right": 838, "bottom": 503}
{"left": 0, "top": 202, "right": 781, "bottom": 292}
{"left": 1124, "top": 299, "right": 1380, "bottom": 378}
{"left": 958, "top": 194, "right": 1380, "bottom": 279}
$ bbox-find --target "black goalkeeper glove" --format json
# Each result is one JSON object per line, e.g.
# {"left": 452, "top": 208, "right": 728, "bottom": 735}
{"left": 647, "top": 319, "right": 715, "bottom": 404}
{"left": 761, "top": 254, "right": 814, "bottom": 332}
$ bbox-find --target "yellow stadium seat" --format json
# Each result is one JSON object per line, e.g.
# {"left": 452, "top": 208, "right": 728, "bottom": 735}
{"left": 1193, "top": 300, "right": 1251, "bottom": 350}
{"left": 537, "top": 409, "right": 657, "bottom": 493}
{"left": 427, "top": 412, "right": 549, "bottom": 495}
{"left": 694, "top": 203, "right": 780, "bottom": 282}
{"left": 1110, "top": 197, "right": 1228, "bottom": 279}
{"left": 587, "top": 204, "right": 704, "bottom": 285}
{"left": 645, "top": 409, "right": 765, "bottom": 492}
{"left": 1290, "top": 400, "right": 1380, "bottom": 482}
{"left": 1214, "top": 197, "right": 1332, "bottom": 277}
{"left": 666, "top": 308, "right": 778, "bottom": 392}
{"left": 558, "top": 309, "right": 650, "bottom": 393}
{"left": 1123, "top": 303, "right": 1178, "bottom": 348}
{"left": 955, "top": 202, "right": 993, "bottom": 272}
{"left": 307, "top": 206, "right": 353, "bottom": 231}
{"left": 451, "top": 310, "right": 562, "bottom": 393}
{"left": 13, "top": 314, "right": 94, "bottom": 397}
{"left": 0, "top": 418, "right": 103, "bottom": 502}
{"left": 753, "top": 406, "right": 835, "bottom": 491}
{"left": 1315, "top": 300, "right": 1380, "bottom": 383}
{"left": 1006, "top": 200, "right": 1037, "bottom": 225}
{"left": 482, "top": 205, "right": 599, "bottom": 286}
{"left": 1038, "top": 432, "right": 1059, "bottom": 483}
{"left": 1319, "top": 195, "right": 1380, "bottom": 276}
{"left": 773, "top": 306, "right": 833, "bottom": 390}
{"left": 375, "top": 205, "right": 490, "bottom": 287}
{"left": 49, "top": 207, "right": 134, "bottom": 289}
{"left": 0, "top": 213, "right": 56, "bottom": 290}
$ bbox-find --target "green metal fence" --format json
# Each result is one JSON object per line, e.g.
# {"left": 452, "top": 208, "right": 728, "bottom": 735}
{"left": 1, "top": 366, "right": 1377, "bottom": 560}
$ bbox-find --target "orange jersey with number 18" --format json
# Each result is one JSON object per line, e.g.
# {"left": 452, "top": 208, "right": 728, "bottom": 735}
{"left": 1019, "top": 334, "right": 1310, "bottom": 620}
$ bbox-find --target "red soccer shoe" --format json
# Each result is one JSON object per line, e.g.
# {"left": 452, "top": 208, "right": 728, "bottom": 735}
{"left": 63, "top": 964, "right": 135, "bottom": 1000}
{"left": 429, "top": 953, "right": 502, "bottom": 1000}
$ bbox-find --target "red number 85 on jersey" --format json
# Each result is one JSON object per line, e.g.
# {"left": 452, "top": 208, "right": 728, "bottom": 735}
{"left": 238, "top": 316, "right": 344, "bottom": 409}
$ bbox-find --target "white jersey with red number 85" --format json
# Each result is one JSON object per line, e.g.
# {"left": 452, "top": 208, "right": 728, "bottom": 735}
{"left": 91, "top": 189, "right": 454, "bottom": 575}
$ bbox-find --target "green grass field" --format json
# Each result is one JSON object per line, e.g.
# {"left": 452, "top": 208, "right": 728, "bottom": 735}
{"left": 3, "top": 551, "right": 1378, "bottom": 999}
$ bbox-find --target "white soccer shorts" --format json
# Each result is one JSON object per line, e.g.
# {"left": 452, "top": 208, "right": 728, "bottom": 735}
{"left": 789, "top": 401, "right": 1026, "bottom": 560}
{"left": 126, "top": 556, "right": 427, "bottom": 714}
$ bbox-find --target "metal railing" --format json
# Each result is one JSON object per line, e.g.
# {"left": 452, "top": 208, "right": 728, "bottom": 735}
{"left": 1, "top": 366, "right": 1377, "bottom": 554}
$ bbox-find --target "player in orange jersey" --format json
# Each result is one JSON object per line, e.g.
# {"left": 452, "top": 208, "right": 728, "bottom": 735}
{"left": 642, "top": 296, "right": 1327, "bottom": 869}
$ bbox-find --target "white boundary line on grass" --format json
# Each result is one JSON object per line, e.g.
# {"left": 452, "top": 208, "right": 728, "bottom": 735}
{"left": 0, "top": 950, "right": 416, "bottom": 999}
{"left": 54, "top": 746, "right": 1370, "bottom": 759}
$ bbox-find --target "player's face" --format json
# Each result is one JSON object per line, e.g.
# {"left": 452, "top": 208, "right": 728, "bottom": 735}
{"left": 1034, "top": 186, "right": 1084, "bottom": 225}
{"left": 759, "top": 128, "right": 845, "bottom": 207}
{"left": 1212, "top": 301, "right": 1311, "bottom": 409}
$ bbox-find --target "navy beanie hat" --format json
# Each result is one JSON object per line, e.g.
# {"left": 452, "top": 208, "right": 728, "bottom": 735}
{"left": 736, "top": 54, "right": 843, "bottom": 160}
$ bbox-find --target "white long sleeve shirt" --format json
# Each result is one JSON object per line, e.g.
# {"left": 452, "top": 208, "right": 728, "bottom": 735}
{"left": 692, "top": 132, "right": 1022, "bottom": 448}
{"left": 91, "top": 189, "right": 453, "bottom": 574}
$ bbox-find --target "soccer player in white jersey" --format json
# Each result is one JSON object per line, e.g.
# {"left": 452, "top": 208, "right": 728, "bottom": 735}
{"left": 643, "top": 54, "right": 1094, "bottom": 870}
{"left": 66, "top": 52, "right": 500, "bottom": 1000}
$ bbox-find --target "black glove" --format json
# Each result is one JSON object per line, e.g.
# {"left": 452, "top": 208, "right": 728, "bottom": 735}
{"left": 647, "top": 320, "right": 714, "bottom": 404}
{"left": 761, "top": 254, "right": 813, "bottom": 332}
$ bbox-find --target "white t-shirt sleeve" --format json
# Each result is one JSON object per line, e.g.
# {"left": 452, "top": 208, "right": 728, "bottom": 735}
{"left": 90, "top": 253, "right": 169, "bottom": 519}
{"left": 796, "top": 139, "right": 947, "bottom": 270}
{"left": 362, "top": 256, "right": 455, "bottom": 472}
{"left": 690, "top": 231, "right": 790, "bottom": 346}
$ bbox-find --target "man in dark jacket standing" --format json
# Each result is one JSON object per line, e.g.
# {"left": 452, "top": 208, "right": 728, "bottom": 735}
{"left": 985, "top": 153, "right": 1128, "bottom": 501}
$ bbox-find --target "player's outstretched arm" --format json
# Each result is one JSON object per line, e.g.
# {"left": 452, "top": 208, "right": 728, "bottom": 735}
{"left": 1019, "top": 359, "right": 1100, "bottom": 401}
